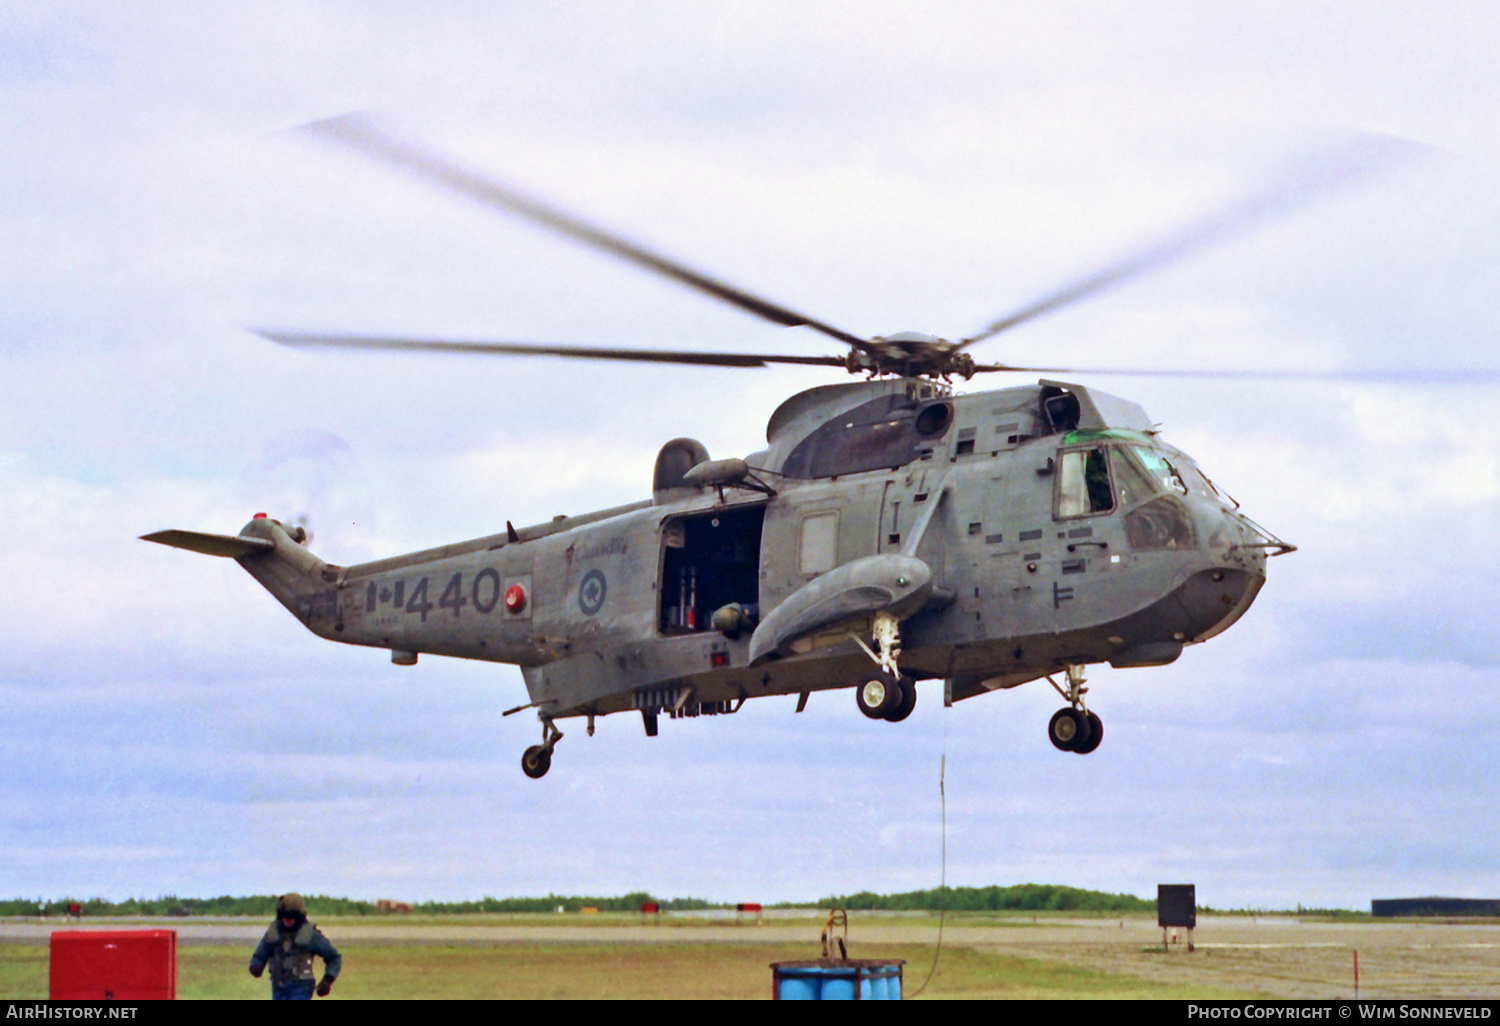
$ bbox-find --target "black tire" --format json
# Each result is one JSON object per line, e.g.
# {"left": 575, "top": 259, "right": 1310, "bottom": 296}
{"left": 1048, "top": 708, "right": 1089, "bottom": 752}
{"left": 856, "top": 673, "right": 899, "bottom": 719}
{"left": 1073, "top": 712, "right": 1103, "bottom": 754}
{"left": 521, "top": 745, "right": 552, "bottom": 779}
{"left": 883, "top": 675, "right": 917, "bottom": 722}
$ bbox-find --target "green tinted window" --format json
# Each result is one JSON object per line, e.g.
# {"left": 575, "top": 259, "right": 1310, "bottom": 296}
{"left": 1131, "top": 446, "right": 1189, "bottom": 496}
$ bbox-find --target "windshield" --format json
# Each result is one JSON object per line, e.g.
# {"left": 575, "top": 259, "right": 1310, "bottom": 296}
{"left": 1058, "top": 443, "right": 1226, "bottom": 522}
{"left": 1159, "top": 445, "right": 1231, "bottom": 505}
{"left": 1112, "top": 446, "right": 1168, "bottom": 508}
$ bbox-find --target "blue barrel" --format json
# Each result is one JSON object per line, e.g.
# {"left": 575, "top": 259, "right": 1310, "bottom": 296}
{"left": 771, "top": 960, "right": 905, "bottom": 1000}
{"left": 775, "top": 970, "right": 823, "bottom": 1000}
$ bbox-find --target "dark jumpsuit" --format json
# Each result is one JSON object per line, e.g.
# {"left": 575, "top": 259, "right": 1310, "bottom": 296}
{"left": 249, "top": 920, "right": 342, "bottom": 1000}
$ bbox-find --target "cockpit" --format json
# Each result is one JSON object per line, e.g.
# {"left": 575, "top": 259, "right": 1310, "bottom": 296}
{"left": 1053, "top": 430, "right": 1231, "bottom": 551}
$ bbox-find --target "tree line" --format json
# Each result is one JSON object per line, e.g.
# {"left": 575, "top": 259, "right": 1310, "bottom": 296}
{"left": 3, "top": 884, "right": 1154, "bottom": 917}
{"left": 817, "top": 884, "right": 1155, "bottom": 913}
{"left": 0, "top": 892, "right": 715, "bottom": 917}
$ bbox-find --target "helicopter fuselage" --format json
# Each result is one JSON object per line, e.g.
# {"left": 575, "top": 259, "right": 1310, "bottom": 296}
{"left": 213, "top": 376, "right": 1274, "bottom": 732}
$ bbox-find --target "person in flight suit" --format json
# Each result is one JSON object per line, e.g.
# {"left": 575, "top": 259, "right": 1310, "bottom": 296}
{"left": 248, "top": 893, "right": 342, "bottom": 1000}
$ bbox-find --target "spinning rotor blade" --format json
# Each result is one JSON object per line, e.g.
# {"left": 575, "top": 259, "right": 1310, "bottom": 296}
{"left": 968, "top": 362, "right": 1500, "bottom": 383}
{"left": 260, "top": 330, "right": 849, "bottom": 369}
{"left": 960, "top": 133, "right": 1427, "bottom": 350}
{"left": 270, "top": 333, "right": 1500, "bottom": 383}
{"left": 302, "top": 115, "right": 868, "bottom": 350}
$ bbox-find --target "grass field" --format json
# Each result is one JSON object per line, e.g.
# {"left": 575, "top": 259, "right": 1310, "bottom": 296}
{"left": 6, "top": 911, "right": 1496, "bottom": 1000}
{"left": 0, "top": 938, "right": 1256, "bottom": 1000}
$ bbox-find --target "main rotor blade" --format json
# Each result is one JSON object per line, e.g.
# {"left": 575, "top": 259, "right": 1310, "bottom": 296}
{"left": 301, "top": 115, "right": 868, "bottom": 350}
{"left": 259, "top": 330, "right": 849, "bottom": 369}
{"left": 960, "top": 133, "right": 1427, "bottom": 350}
{"left": 970, "top": 362, "right": 1500, "bottom": 383}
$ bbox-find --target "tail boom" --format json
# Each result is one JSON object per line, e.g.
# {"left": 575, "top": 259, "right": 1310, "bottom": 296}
{"left": 142, "top": 515, "right": 340, "bottom": 636}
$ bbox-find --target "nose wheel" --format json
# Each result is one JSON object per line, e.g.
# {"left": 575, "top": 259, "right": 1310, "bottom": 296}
{"left": 521, "top": 716, "right": 563, "bottom": 779}
{"left": 1046, "top": 665, "right": 1103, "bottom": 754}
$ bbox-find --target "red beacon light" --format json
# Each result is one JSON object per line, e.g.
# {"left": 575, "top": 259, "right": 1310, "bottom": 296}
{"left": 504, "top": 584, "right": 527, "bottom": 614}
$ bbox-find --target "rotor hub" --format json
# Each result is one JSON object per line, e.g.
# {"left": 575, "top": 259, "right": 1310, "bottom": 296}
{"left": 849, "top": 333, "right": 977, "bottom": 381}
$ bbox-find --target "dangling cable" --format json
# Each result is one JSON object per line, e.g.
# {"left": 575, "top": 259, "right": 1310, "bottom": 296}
{"left": 908, "top": 746, "right": 947, "bottom": 997}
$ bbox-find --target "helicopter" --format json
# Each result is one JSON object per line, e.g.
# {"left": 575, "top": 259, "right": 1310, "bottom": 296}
{"left": 144, "top": 116, "right": 1419, "bottom": 780}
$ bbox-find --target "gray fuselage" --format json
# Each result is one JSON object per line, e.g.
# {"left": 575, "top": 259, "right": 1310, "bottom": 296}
{"left": 231, "top": 377, "right": 1272, "bottom": 723}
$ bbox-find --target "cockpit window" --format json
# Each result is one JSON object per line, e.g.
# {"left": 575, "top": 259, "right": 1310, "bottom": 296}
{"left": 1172, "top": 456, "right": 1221, "bottom": 503}
{"left": 1057, "top": 447, "right": 1114, "bottom": 518}
{"left": 1112, "top": 446, "right": 1164, "bottom": 508}
{"left": 1129, "top": 446, "right": 1189, "bottom": 496}
{"left": 1125, "top": 495, "right": 1198, "bottom": 550}
{"left": 1117, "top": 445, "right": 1201, "bottom": 550}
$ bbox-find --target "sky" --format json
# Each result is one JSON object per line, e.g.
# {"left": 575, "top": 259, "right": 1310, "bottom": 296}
{"left": 4, "top": 1, "right": 1500, "bottom": 911}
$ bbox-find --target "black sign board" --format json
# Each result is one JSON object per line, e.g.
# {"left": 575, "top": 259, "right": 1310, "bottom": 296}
{"left": 1157, "top": 884, "right": 1196, "bottom": 928}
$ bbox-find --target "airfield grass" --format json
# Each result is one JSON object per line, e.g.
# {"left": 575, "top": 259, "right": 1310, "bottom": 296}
{"left": 0, "top": 939, "right": 1256, "bottom": 1000}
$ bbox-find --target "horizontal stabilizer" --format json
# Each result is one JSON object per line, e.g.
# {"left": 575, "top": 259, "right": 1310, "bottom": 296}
{"left": 140, "top": 529, "right": 275, "bottom": 558}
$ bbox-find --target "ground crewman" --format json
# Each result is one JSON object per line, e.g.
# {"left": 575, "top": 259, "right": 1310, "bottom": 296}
{"left": 248, "top": 893, "right": 342, "bottom": 1000}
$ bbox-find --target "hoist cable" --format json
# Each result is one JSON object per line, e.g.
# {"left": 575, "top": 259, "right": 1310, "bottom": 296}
{"left": 908, "top": 739, "right": 947, "bottom": 998}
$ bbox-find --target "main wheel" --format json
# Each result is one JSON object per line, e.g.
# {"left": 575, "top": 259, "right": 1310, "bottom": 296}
{"left": 521, "top": 745, "right": 552, "bottom": 779}
{"left": 883, "top": 675, "right": 917, "bottom": 722}
{"left": 1048, "top": 708, "right": 1090, "bottom": 752}
{"left": 1073, "top": 711, "right": 1103, "bottom": 754}
{"left": 856, "top": 673, "right": 900, "bottom": 719}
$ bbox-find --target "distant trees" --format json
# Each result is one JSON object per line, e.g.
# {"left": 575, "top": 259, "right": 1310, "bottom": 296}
{"left": 0, "top": 891, "right": 714, "bottom": 917}
{"left": 817, "top": 884, "right": 1154, "bottom": 913}
{"left": 399, "top": 892, "right": 714, "bottom": 914}
{"left": 0, "top": 895, "right": 373, "bottom": 918}
{"left": 2, "top": 884, "right": 1153, "bottom": 917}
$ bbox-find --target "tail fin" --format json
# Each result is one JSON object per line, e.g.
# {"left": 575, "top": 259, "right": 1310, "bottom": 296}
{"left": 141, "top": 515, "right": 341, "bottom": 635}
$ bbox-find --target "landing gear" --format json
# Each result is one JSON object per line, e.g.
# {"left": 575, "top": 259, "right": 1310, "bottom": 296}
{"left": 1048, "top": 708, "right": 1092, "bottom": 752}
{"left": 521, "top": 716, "right": 563, "bottom": 779}
{"left": 1076, "top": 711, "right": 1103, "bottom": 754}
{"left": 853, "top": 612, "right": 917, "bottom": 722}
{"left": 521, "top": 745, "right": 552, "bottom": 778}
{"left": 1046, "top": 664, "right": 1102, "bottom": 754}
{"left": 856, "top": 671, "right": 916, "bottom": 720}
{"left": 885, "top": 675, "right": 917, "bottom": 722}
{"left": 856, "top": 672, "right": 899, "bottom": 719}
{"left": 858, "top": 672, "right": 912, "bottom": 720}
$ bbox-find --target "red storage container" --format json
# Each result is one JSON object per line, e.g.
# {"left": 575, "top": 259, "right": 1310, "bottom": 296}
{"left": 50, "top": 929, "right": 177, "bottom": 1000}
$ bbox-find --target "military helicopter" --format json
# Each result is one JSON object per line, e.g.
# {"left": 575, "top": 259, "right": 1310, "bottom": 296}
{"left": 146, "top": 117, "right": 1420, "bottom": 779}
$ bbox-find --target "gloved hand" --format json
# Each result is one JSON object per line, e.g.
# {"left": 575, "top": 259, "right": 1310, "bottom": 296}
{"left": 316, "top": 976, "right": 334, "bottom": 997}
{"left": 249, "top": 964, "right": 264, "bottom": 978}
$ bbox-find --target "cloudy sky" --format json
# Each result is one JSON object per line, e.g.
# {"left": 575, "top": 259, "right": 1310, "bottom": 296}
{"left": 4, "top": 2, "right": 1500, "bottom": 911}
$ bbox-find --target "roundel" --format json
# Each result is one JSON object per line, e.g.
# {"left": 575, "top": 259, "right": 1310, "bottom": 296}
{"left": 578, "top": 569, "right": 607, "bottom": 616}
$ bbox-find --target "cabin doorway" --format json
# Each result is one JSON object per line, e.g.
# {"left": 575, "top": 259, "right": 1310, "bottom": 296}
{"left": 659, "top": 503, "right": 766, "bottom": 634}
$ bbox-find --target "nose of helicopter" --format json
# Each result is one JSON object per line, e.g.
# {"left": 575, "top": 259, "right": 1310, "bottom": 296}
{"left": 1171, "top": 504, "right": 1279, "bottom": 643}
{"left": 1108, "top": 558, "right": 1264, "bottom": 669}
{"left": 1171, "top": 563, "right": 1265, "bottom": 644}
